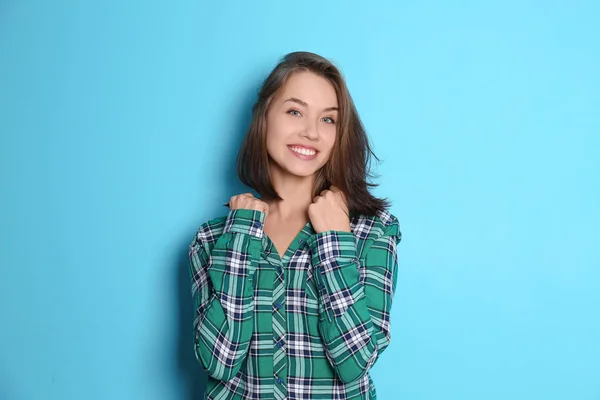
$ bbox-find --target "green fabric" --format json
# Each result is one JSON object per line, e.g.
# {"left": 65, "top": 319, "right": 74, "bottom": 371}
{"left": 189, "top": 208, "right": 401, "bottom": 399}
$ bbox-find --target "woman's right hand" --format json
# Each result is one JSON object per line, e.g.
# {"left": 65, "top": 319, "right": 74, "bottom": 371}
{"left": 228, "top": 193, "right": 270, "bottom": 217}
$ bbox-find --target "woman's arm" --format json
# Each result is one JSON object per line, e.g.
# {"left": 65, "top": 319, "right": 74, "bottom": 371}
{"left": 307, "top": 219, "right": 401, "bottom": 383}
{"left": 188, "top": 209, "right": 265, "bottom": 381}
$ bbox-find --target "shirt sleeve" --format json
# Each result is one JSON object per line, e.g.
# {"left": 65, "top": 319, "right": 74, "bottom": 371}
{"left": 306, "top": 220, "right": 401, "bottom": 383}
{"left": 188, "top": 209, "right": 265, "bottom": 381}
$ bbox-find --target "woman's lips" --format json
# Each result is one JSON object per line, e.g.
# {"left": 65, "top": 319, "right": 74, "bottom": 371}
{"left": 288, "top": 145, "right": 318, "bottom": 160}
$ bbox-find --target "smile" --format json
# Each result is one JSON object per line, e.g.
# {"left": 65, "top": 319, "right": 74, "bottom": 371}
{"left": 288, "top": 145, "right": 318, "bottom": 160}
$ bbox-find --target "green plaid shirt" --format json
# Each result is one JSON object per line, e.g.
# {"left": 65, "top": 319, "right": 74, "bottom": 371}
{"left": 188, "top": 208, "right": 401, "bottom": 400}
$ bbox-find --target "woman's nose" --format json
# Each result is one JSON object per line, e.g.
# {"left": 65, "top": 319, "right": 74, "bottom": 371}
{"left": 302, "top": 119, "right": 319, "bottom": 140}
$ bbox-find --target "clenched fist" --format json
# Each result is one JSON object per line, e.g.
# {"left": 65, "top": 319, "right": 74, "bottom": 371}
{"left": 228, "top": 193, "right": 270, "bottom": 217}
{"left": 308, "top": 185, "right": 351, "bottom": 234}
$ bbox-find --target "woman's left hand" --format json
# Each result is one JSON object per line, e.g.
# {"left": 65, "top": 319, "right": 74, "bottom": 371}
{"left": 308, "top": 185, "right": 351, "bottom": 234}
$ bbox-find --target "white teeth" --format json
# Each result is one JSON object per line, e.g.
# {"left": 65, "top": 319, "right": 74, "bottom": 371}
{"left": 289, "top": 146, "right": 316, "bottom": 156}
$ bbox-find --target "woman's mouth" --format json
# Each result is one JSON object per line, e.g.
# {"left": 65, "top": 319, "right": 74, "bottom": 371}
{"left": 288, "top": 145, "right": 318, "bottom": 160}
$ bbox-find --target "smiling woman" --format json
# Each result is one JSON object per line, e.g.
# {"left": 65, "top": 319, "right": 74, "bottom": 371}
{"left": 189, "top": 51, "right": 402, "bottom": 400}
{"left": 237, "top": 52, "right": 389, "bottom": 217}
{"left": 266, "top": 72, "right": 338, "bottom": 179}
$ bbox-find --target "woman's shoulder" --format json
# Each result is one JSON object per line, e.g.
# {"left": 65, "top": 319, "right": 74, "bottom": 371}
{"left": 191, "top": 209, "right": 402, "bottom": 249}
{"left": 350, "top": 209, "right": 402, "bottom": 244}
{"left": 190, "top": 214, "right": 229, "bottom": 249}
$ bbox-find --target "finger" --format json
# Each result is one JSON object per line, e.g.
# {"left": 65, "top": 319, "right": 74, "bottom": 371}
{"left": 329, "top": 185, "right": 345, "bottom": 201}
{"left": 330, "top": 186, "right": 345, "bottom": 202}
{"left": 320, "top": 189, "right": 328, "bottom": 197}
{"left": 313, "top": 195, "right": 320, "bottom": 203}
{"left": 334, "top": 192, "right": 349, "bottom": 211}
{"left": 332, "top": 194, "right": 345, "bottom": 209}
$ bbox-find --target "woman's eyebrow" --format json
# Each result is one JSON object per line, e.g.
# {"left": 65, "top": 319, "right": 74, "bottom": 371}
{"left": 284, "top": 97, "right": 338, "bottom": 112}
{"left": 285, "top": 97, "right": 308, "bottom": 107}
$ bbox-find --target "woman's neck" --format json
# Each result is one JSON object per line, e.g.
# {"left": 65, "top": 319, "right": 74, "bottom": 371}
{"left": 266, "top": 166, "right": 315, "bottom": 221}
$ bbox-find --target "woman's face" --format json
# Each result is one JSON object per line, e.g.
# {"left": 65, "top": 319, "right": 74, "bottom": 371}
{"left": 266, "top": 71, "right": 338, "bottom": 179}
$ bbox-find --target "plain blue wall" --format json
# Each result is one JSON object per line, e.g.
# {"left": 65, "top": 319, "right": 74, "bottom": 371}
{"left": 1, "top": 1, "right": 598, "bottom": 399}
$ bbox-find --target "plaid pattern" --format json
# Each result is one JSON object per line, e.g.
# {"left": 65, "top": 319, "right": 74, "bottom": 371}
{"left": 189, "top": 208, "right": 401, "bottom": 399}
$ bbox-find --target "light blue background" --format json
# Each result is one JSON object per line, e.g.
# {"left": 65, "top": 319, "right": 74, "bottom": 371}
{"left": 1, "top": 1, "right": 598, "bottom": 399}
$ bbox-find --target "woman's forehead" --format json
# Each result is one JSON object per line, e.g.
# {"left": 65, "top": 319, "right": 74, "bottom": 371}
{"left": 277, "top": 71, "right": 338, "bottom": 109}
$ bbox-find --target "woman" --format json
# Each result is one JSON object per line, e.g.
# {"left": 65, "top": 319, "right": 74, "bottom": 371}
{"left": 189, "top": 51, "right": 402, "bottom": 400}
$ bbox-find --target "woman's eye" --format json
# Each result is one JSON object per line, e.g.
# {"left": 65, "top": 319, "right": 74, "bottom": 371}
{"left": 287, "top": 109, "right": 302, "bottom": 117}
{"left": 322, "top": 117, "right": 335, "bottom": 124}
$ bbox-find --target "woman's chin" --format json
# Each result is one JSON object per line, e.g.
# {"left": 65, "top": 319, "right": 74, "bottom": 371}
{"left": 269, "top": 157, "right": 322, "bottom": 178}
{"left": 280, "top": 164, "right": 319, "bottom": 178}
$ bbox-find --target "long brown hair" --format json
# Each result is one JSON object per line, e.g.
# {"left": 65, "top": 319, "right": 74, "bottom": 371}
{"left": 237, "top": 51, "right": 390, "bottom": 217}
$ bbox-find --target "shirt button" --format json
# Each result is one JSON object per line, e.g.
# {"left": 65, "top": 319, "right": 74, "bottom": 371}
{"left": 299, "top": 238, "right": 305, "bottom": 245}
{"left": 275, "top": 302, "right": 282, "bottom": 309}
{"left": 253, "top": 221, "right": 263, "bottom": 228}
{"left": 276, "top": 341, "right": 283, "bottom": 348}
{"left": 276, "top": 377, "right": 283, "bottom": 384}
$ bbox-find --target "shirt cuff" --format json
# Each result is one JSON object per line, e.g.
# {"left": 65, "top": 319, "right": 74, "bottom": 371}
{"left": 223, "top": 209, "right": 266, "bottom": 238}
{"left": 306, "top": 230, "right": 358, "bottom": 270}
